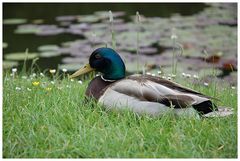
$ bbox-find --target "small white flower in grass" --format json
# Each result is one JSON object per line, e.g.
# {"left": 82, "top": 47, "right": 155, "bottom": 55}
{"left": 162, "top": 76, "right": 166, "bottom": 79}
{"left": 70, "top": 79, "right": 74, "bottom": 82}
{"left": 51, "top": 81, "right": 55, "bottom": 84}
{"left": 193, "top": 74, "right": 199, "bottom": 79}
{"left": 146, "top": 72, "right": 151, "bottom": 75}
{"left": 231, "top": 86, "right": 236, "bottom": 90}
{"left": 12, "top": 68, "right": 17, "bottom": 73}
{"left": 66, "top": 85, "right": 70, "bottom": 88}
{"left": 27, "top": 88, "right": 32, "bottom": 91}
{"left": 78, "top": 80, "right": 83, "bottom": 84}
{"left": 186, "top": 74, "right": 191, "bottom": 78}
{"left": 182, "top": 72, "right": 186, "bottom": 77}
{"left": 62, "top": 68, "right": 67, "bottom": 73}
{"left": 40, "top": 73, "right": 45, "bottom": 77}
{"left": 151, "top": 73, "right": 156, "bottom": 77}
{"left": 157, "top": 71, "right": 162, "bottom": 75}
{"left": 49, "top": 69, "right": 56, "bottom": 74}
{"left": 15, "top": 87, "right": 21, "bottom": 91}
{"left": 167, "top": 77, "right": 172, "bottom": 80}
{"left": 204, "top": 82, "right": 209, "bottom": 86}
{"left": 32, "top": 73, "right": 36, "bottom": 77}
{"left": 10, "top": 73, "right": 14, "bottom": 77}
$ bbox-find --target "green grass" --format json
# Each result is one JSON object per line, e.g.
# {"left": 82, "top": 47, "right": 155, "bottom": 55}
{"left": 3, "top": 71, "right": 237, "bottom": 158}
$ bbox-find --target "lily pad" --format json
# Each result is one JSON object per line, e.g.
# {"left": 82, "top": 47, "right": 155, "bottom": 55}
{"left": 66, "top": 28, "right": 83, "bottom": 35}
{"left": 38, "top": 45, "right": 59, "bottom": 52}
{"left": 40, "top": 51, "right": 61, "bottom": 58}
{"left": 15, "top": 24, "right": 40, "bottom": 34}
{"left": 5, "top": 52, "right": 38, "bottom": 61}
{"left": 56, "top": 15, "right": 78, "bottom": 21}
{"left": 32, "top": 19, "right": 44, "bottom": 24}
{"left": 62, "top": 57, "right": 88, "bottom": 64}
{"left": 69, "top": 23, "right": 91, "bottom": 30}
{"left": 3, "top": 18, "right": 27, "bottom": 25}
{"left": 3, "top": 61, "right": 19, "bottom": 69}
{"left": 77, "top": 15, "right": 100, "bottom": 23}
{"left": 36, "top": 28, "right": 65, "bottom": 36}
{"left": 58, "top": 63, "right": 83, "bottom": 71}
{"left": 59, "top": 21, "right": 72, "bottom": 27}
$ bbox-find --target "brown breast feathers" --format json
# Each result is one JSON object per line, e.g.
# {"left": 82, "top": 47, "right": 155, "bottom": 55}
{"left": 85, "top": 76, "right": 114, "bottom": 100}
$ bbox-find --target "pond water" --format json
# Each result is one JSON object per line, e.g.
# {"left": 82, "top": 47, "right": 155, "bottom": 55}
{"left": 3, "top": 3, "right": 237, "bottom": 85}
{"left": 3, "top": 3, "right": 206, "bottom": 68}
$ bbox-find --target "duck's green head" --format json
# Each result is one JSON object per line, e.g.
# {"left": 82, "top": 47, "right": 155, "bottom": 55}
{"left": 69, "top": 48, "right": 126, "bottom": 80}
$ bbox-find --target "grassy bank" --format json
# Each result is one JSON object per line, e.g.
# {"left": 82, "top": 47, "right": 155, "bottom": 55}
{"left": 2, "top": 71, "right": 237, "bottom": 158}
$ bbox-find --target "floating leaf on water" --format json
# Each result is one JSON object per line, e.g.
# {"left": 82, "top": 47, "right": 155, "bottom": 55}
{"left": 3, "top": 42, "right": 8, "bottom": 49}
{"left": 77, "top": 15, "right": 100, "bottom": 23}
{"left": 59, "top": 21, "right": 72, "bottom": 27}
{"left": 58, "top": 63, "right": 83, "bottom": 71}
{"left": 58, "top": 48, "right": 71, "bottom": 54}
{"left": 3, "top": 18, "right": 27, "bottom": 25}
{"left": 83, "top": 30, "right": 106, "bottom": 39}
{"left": 36, "top": 28, "right": 65, "bottom": 36}
{"left": 5, "top": 52, "right": 38, "bottom": 61}
{"left": 56, "top": 15, "right": 78, "bottom": 21}
{"left": 40, "top": 51, "right": 61, "bottom": 58}
{"left": 3, "top": 61, "right": 19, "bottom": 69}
{"left": 62, "top": 57, "right": 88, "bottom": 64}
{"left": 14, "top": 24, "right": 40, "bottom": 34}
{"left": 69, "top": 23, "right": 91, "bottom": 30}
{"left": 32, "top": 19, "right": 44, "bottom": 24}
{"left": 37, "top": 45, "right": 59, "bottom": 52}
{"left": 66, "top": 28, "right": 83, "bottom": 35}
{"left": 65, "top": 39, "right": 89, "bottom": 47}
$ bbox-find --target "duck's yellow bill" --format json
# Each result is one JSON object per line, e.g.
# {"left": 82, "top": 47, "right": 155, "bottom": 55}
{"left": 69, "top": 63, "right": 95, "bottom": 79}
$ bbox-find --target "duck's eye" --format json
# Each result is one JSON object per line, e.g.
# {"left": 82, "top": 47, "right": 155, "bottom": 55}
{"left": 95, "top": 54, "right": 101, "bottom": 59}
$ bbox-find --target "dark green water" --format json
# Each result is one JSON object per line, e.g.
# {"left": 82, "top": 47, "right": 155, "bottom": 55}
{"left": 3, "top": 3, "right": 207, "bottom": 70}
{"left": 4, "top": 3, "right": 206, "bottom": 21}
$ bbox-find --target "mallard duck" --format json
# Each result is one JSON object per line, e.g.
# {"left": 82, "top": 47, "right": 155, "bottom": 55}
{"left": 70, "top": 47, "right": 233, "bottom": 118}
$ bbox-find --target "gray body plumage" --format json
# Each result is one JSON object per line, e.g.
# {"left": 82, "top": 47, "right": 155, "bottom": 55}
{"left": 90, "top": 75, "right": 215, "bottom": 117}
